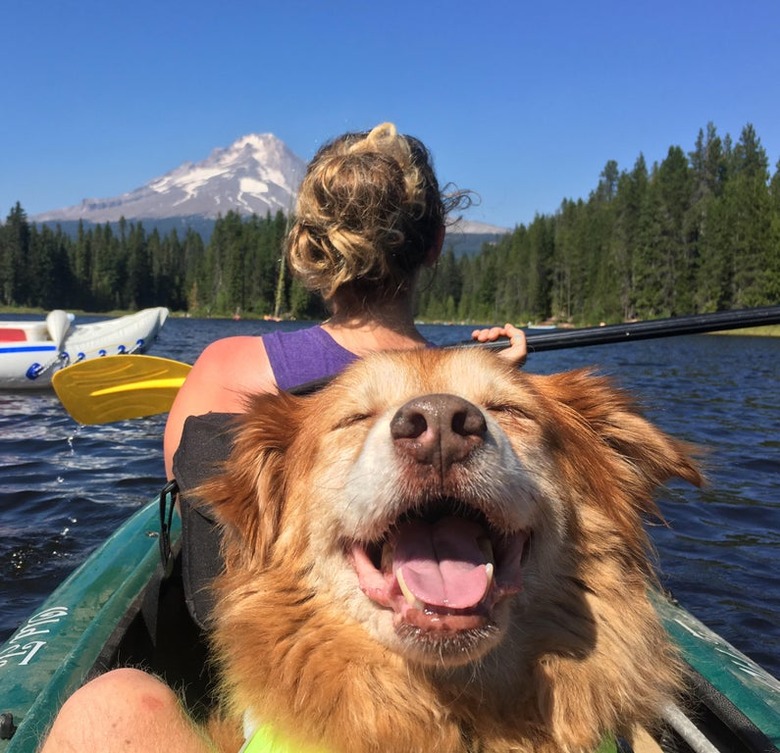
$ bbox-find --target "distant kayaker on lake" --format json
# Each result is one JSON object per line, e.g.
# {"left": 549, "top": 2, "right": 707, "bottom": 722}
{"left": 162, "top": 121, "right": 527, "bottom": 479}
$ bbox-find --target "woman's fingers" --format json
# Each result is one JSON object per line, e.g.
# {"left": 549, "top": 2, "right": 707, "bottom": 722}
{"left": 471, "top": 323, "right": 528, "bottom": 367}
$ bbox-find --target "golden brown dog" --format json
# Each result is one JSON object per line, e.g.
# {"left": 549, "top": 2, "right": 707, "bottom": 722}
{"left": 200, "top": 348, "right": 702, "bottom": 753}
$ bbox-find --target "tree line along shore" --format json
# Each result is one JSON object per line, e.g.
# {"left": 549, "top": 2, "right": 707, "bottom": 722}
{"left": 1, "top": 122, "right": 778, "bottom": 326}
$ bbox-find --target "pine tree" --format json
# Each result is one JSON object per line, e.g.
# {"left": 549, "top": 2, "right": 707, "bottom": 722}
{"left": 32, "top": 225, "right": 73, "bottom": 309}
{"left": 125, "top": 222, "right": 153, "bottom": 309}
{"left": 182, "top": 228, "right": 206, "bottom": 314}
{"left": 633, "top": 173, "right": 668, "bottom": 317}
{"left": 525, "top": 215, "right": 554, "bottom": 321}
{"left": 722, "top": 124, "right": 772, "bottom": 307}
{"left": 583, "top": 172, "right": 619, "bottom": 323}
{"left": 656, "top": 146, "right": 693, "bottom": 313}
{"left": 1, "top": 203, "right": 30, "bottom": 306}
{"left": 551, "top": 199, "right": 584, "bottom": 321}
{"left": 768, "top": 159, "right": 780, "bottom": 301}
{"left": 612, "top": 155, "right": 648, "bottom": 319}
{"left": 71, "top": 220, "right": 93, "bottom": 308}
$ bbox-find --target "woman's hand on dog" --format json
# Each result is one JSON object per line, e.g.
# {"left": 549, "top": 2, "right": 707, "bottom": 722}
{"left": 471, "top": 323, "right": 527, "bottom": 367}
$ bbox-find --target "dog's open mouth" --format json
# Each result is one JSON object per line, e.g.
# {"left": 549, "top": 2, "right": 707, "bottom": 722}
{"left": 349, "top": 501, "right": 529, "bottom": 636}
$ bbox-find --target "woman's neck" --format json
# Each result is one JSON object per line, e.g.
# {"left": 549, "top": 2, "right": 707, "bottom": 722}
{"left": 322, "top": 295, "right": 427, "bottom": 355}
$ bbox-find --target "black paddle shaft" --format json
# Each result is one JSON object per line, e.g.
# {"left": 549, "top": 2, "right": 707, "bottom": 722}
{"left": 462, "top": 305, "right": 780, "bottom": 353}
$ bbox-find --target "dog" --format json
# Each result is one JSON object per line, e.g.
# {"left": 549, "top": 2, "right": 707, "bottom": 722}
{"left": 198, "top": 348, "right": 702, "bottom": 753}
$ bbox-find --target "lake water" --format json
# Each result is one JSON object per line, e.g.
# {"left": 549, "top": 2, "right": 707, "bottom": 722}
{"left": 1, "top": 315, "right": 778, "bottom": 678}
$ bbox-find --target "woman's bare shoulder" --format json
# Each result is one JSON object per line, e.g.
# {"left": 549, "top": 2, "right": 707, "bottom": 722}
{"left": 190, "top": 336, "right": 276, "bottom": 402}
{"left": 163, "top": 335, "right": 276, "bottom": 478}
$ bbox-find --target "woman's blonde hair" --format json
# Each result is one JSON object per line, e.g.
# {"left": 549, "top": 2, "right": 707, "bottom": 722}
{"left": 286, "top": 123, "right": 470, "bottom": 302}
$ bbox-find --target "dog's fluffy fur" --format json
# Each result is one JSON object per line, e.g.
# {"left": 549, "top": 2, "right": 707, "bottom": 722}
{"left": 199, "top": 349, "right": 702, "bottom": 753}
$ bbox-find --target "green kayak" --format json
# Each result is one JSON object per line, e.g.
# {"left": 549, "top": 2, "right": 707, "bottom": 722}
{"left": 1, "top": 497, "right": 779, "bottom": 753}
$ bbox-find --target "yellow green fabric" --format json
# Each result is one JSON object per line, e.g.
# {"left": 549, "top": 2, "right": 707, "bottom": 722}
{"left": 239, "top": 723, "right": 326, "bottom": 753}
{"left": 239, "top": 723, "right": 616, "bottom": 753}
{"left": 595, "top": 735, "right": 618, "bottom": 753}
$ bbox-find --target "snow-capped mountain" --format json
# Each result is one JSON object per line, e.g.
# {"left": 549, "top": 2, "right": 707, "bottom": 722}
{"left": 32, "top": 134, "right": 510, "bottom": 247}
{"left": 448, "top": 218, "right": 509, "bottom": 235}
{"left": 34, "top": 134, "right": 307, "bottom": 223}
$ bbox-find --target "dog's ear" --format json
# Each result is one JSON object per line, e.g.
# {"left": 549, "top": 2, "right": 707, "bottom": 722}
{"left": 197, "top": 390, "right": 304, "bottom": 566}
{"left": 542, "top": 368, "right": 703, "bottom": 489}
{"left": 535, "top": 368, "right": 703, "bottom": 549}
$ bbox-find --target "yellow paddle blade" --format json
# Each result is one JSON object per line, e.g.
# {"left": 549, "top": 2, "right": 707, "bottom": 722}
{"left": 52, "top": 355, "right": 192, "bottom": 424}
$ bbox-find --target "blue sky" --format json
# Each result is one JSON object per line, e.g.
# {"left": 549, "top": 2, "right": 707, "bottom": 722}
{"left": 2, "top": 0, "right": 778, "bottom": 229}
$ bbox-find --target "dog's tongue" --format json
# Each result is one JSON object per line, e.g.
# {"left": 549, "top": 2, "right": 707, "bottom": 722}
{"left": 392, "top": 517, "right": 491, "bottom": 609}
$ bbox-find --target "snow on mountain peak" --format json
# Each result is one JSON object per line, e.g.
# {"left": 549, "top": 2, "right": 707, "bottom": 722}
{"left": 33, "top": 133, "right": 307, "bottom": 223}
{"left": 232, "top": 133, "right": 281, "bottom": 154}
{"left": 32, "top": 134, "right": 506, "bottom": 236}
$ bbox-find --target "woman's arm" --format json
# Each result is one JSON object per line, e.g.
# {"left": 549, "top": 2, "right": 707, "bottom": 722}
{"left": 163, "top": 336, "right": 276, "bottom": 479}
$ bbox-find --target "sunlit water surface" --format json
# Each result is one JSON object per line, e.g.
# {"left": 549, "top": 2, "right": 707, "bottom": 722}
{"left": 1, "top": 316, "right": 778, "bottom": 677}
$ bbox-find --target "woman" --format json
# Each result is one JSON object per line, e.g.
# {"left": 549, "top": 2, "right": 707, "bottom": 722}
{"left": 163, "top": 122, "right": 526, "bottom": 478}
{"left": 43, "top": 122, "right": 527, "bottom": 752}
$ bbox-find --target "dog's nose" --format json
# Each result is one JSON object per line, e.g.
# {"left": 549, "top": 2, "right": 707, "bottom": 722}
{"left": 390, "top": 394, "right": 487, "bottom": 470}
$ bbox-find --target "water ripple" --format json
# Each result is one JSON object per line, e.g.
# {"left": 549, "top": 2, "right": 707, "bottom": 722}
{"left": 1, "top": 319, "right": 778, "bottom": 678}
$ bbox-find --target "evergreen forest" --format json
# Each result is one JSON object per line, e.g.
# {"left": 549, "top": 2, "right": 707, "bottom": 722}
{"left": 2, "top": 122, "right": 779, "bottom": 325}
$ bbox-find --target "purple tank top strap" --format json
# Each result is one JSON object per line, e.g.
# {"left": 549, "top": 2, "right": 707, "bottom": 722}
{"left": 262, "top": 325, "right": 359, "bottom": 391}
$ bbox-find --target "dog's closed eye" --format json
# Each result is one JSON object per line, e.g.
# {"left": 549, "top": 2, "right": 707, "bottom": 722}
{"left": 483, "top": 402, "right": 534, "bottom": 420}
{"left": 333, "top": 412, "right": 375, "bottom": 430}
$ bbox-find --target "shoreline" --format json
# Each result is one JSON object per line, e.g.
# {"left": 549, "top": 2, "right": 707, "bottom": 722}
{"left": 712, "top": 324, "right": 780, "bottom": 337}
{"left": 2, "top": 308, "right": 778, "bottom": 337}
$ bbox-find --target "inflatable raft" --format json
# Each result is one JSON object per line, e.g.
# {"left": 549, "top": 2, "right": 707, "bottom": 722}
{"left": 0, "top": 308, "right": 169, "bottom": 389}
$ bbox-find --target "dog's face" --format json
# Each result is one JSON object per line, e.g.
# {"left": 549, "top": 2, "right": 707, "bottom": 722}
{"left": 206, "top": 348, "right": 701, "bottom": 676}
{"left": 299, "top": 352, "right": 570, "bottom": 667}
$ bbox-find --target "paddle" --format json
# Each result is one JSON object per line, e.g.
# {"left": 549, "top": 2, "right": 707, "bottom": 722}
{"left": 53, "top": 305, "right": 780, "bottom": 425}
{"left": 52, "top": 355, "right": 192, "bottom": 425}
{"left": 466, "top": 304, "right": 780, "bottom": 352}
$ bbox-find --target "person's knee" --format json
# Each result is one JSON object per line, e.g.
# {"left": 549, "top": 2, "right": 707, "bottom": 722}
{"left": 42, "top": 668, "right": 183, "bottom": 750}
{"left": 67, "top": 667, "right": 177, "bottom": 714}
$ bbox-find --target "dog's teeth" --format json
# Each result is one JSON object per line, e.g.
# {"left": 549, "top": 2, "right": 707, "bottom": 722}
{"left": 478, "top": 536, "right": 495, "bottom": 565}
{"left": 381, "top": 541, "right": 393, "bottom": 572}
{"left": 485, "top": 562, "right": 494, "bottom": 588}
{"left": 396, "top": 568, "right": 424, "bottom": 609}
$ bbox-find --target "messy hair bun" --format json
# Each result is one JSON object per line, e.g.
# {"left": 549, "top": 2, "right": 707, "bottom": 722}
{"left": 286, "top": 123, "right": 470, "bottom": 302}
